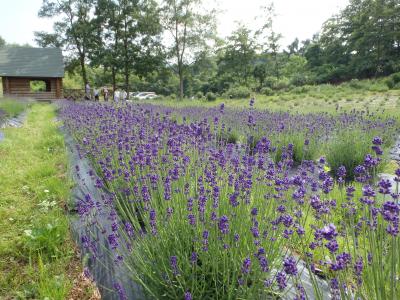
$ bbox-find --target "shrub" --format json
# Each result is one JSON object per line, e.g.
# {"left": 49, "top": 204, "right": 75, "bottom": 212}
{"left": 225, "top": 86, "right": 251, "bottom": 99}
{"left": 349, "top": 79, "right": 365, "bottom": 89}
{"left": 217, "top": 129, "right": 239, "bottom": 145}
{"left": 169, "top": 93, "right": 177, "bottom": 100}
{"left": 385, "top": 77, "right": 395, "bottom": 89}
{"left": 291, "top": 85, "right": 311, "bottom": 94}
{"left": 325, "top": 130, "right": 383, "bottom": 181}
{"left": 196, "top": 91, "right": 203, "bottom": 99}
{"left": 368, "top": 84, "right": 389, "bottom": 92}
{"left": 290, "top": 74, "right": 310, "bottom": 86}
{"left": 206, "top": 92, "right": 216, "bottom": 101}
{"left": 274, "top": 78, "right": 291, "bottom": 90}
{"left": 392, "top": 72, "right": 400, "bottom": 84}
{"left": 260, "top": 87, "right": 274, "bottom": 96}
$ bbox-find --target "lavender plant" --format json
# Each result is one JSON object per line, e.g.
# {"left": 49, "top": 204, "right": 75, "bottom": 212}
{"left": 60, "top": 100, "right": 399, "bottom": 299}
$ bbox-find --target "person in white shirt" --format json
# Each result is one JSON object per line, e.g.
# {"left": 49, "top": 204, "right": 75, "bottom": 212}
{"left": 85, "top": 83, "right": 91, "bottom": 100}
{"left": 114, "top": 88, "right": 120, "bottom": 102}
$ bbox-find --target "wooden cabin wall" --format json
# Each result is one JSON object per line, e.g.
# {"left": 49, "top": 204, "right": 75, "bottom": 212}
{"left": 1, "top": 77, "right": 63, "bottom": 99}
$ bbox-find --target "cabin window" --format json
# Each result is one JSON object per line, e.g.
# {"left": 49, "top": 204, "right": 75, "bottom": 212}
{"left": 30, "top": 80, "right": 51, "bottom": 92}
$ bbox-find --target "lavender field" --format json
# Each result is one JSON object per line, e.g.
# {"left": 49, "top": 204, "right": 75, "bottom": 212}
{"left": 61, "top": 100, "right": 400, "bottom": 299}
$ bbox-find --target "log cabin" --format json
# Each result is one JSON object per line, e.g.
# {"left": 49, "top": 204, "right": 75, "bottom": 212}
{"left": 0, "top": 47, "right": 64, "bottom": 100}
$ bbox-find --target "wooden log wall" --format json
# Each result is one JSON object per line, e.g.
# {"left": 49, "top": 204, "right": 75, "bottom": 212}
{"left": 1, "top": 77, "right": 63, "bottom": 99}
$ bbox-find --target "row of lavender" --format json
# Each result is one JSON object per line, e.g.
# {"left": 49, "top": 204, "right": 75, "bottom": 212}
{"left": 60, "top": 101, "right": 399, "bottom": 299}
{"left": 132, "top": 102, "right": 398, "bottom": 179}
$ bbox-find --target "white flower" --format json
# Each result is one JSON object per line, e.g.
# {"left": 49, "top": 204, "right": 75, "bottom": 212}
{"left": 44, "top": 189, "right": 50, "bottom": 193}
{"left": 24, "top": 229, "right": 33, "bottom": 237}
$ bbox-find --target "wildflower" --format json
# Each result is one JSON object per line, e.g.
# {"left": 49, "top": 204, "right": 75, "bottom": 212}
{"left": 170, "top": 256, "right": 179, "bottom": 276}
{"left": 184, "top": 291, "right": 192, "bottom": 300}
{"left": 113, "top": 282, "right": 127, "bottom": 300}
{"left": 331, "top": 252, "right": 351, "bottom": 271}
{"left": 190, "top": 252, "right": 197, "bottom": 265}
{"left": 321, "top": 223, "right": 338, "bottom": 240}
{"left": 218, "top": 215, "right": 229, "bottom": 234}
{"left": 241, "top": 257, "right": 251, "bottom": 274}
{"left": 283, "top": 256, "right": 298, "bottom": 275}
{"left": 276, "top": 271, "right": 287, "bottom": 290}
{"left": 372, "top": 136, "right": 383, "bottom": 145}
{"left": 108, "top": 233, "right": 118, "bottom": 249}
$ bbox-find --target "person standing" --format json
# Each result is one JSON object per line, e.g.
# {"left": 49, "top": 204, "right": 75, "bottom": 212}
{"left": 114, "top": 88, "right": 120, "bottom": 102}
{"left": 85, "top": 82, "right": 91, "bottom": 100}
{"left": 104, "top": 87, "right": 109, "bottom": 101}
{"left": 94, "top": 87, "right": 99, "bottom": 101}
{"left": 121, "top": 89, "right": 127, "bottom": 101}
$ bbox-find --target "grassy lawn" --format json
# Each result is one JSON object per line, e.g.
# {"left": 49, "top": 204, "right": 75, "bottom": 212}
{"left": 0, "top": 103, "right": 96, "bottom": 299}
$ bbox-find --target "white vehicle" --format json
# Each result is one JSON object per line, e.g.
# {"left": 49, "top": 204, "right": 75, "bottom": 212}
{"left": 143, "top": 94, "right": 158, "bottom": 99}
{"left": 134, "top": 92, "right": 156, "bottom": 99}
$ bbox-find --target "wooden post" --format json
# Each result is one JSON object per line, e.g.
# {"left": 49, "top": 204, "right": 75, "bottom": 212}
{"left": 55, "top": 78, "right": 61, "bottom": 99}
{"left": 4, "top": 77, "right": 10, "bottom": 95}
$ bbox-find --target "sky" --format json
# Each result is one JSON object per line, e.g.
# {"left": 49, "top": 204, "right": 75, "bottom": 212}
{"left": 0, "top": 0, "right": 349, "bottom": 48}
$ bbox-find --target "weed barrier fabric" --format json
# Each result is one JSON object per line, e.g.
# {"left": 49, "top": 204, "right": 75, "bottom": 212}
{"left": 62, "top": 125, "right": 331, "bottom": 300}
{"left": 0, "top": 112, "right": 27, "bottom": 142}
{"left": 63, "top": 127, "right": 144, "bottom": 300}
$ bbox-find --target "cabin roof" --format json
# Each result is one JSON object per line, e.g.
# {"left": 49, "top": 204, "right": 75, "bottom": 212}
{"left": 0, "top": 47, "right": 64, "bottom": 78}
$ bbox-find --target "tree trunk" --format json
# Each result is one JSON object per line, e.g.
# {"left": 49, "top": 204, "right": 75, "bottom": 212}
{"left": 178, "top": 61, "right": 184, "bottom": 99}
{"left": 125, "top": 68, "right": 129, "bottom": 100}
{"left": 112, "top": 67, "right": 116, "bottom": 98}
{"left": 80, "top": 53, "right": 88, "bottom": 88}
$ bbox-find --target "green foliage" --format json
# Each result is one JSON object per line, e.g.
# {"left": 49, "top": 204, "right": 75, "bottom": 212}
{"left": 0, "top": 98, "right": 28, "bottom": 118}
{"left": 368, "top": 84, "right": 389, "bottom": 92}
{"left": 325, "top": 130, "right": 380, "bottom": 180}
{"left": 30, "top": 80, "right": 46, "bottom": 92}
{"left": 0, "top": 104, "right": 79, "bottom": 298}
{"left": 206, "top": 92, "right": 216, "bottom": 101}
{"left": 224, "top": 85, "right": 251, "bottom": 98}
{"left": 23, "top": 216, "right": 68, "bottom": 258}
{"left": 260, "top": 87, "right": 274, "bottom": 96}
{"left": 196, "top": 91, "right": 203, "bottom": 99}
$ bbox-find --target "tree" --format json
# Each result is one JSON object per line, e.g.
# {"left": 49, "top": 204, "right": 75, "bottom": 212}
{"left": 0, "top": 36, "right": 5, "bottom": 48}
{"left": 161, "top": 0, "right": 216, "bottom": 99}
{"left": 287, "top": 38, "right": 299, "bottom": 56}
{"left": 217, "top": 25, "right": 257, "bottom": 85}
{"left": 35, "top": 0, "right": 97, "bottom": 87}
{"left": 258, "top": 2, "right": 283, "bottom": 79}
{"left": 253, "top": 64, "right": 267, "bottom": 90}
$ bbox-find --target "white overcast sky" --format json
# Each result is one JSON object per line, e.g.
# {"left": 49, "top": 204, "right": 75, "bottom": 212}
{"left": 0, "top": 0, "right": 349, "bottom": 48}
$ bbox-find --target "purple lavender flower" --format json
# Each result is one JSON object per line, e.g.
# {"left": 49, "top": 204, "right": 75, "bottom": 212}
{"left": 321, "top": 223, "right": 338, "bottom": 240}
{"left": 184, "top": 291, "right": 192, "bottom": 300}
{"left": 283, "top": 256, "right": 298, "bottom": 275}
{"left": 218, "top": 215, "right": 230, "bottom": 234}
{"left": 170, "top": 255, "right": 179, "bottom": 276}
{"left": 276, "top": 271, "right": 287, "bottom": 290}
{"left": 337, "top": 165, "right": 346, "bottom": 178}
{"left": 190, "top": 252, "right": 198, "bottom": 265}
{"left": 241, "top": 257, "right": 251, "bottom": 274}
{"left": 372, "top": 136, "right": 383, "bottom": 145}
{"left": 113, "top": 282, "right": 127, "bottom": 300}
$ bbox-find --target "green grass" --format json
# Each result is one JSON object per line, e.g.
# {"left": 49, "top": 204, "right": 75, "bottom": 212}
{"left": 0, "top": 103, "right": 91, "bottom": 299}
{"left": 0, "top": 98, "right": 28, "bottom": 118}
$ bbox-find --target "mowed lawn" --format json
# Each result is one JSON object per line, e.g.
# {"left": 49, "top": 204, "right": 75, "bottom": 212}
{"left": 0, "top": 103, "right": 96, "bottom": 299}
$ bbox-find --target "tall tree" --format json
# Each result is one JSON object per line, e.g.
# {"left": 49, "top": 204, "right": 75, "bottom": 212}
{"left": 258, "top": 2, "right": 283, "bottom": 79}
{"left": 161, "top": 0, "right": 216, "bottom": 99}
{"left": 0, "top": 36, "right": 5, "bottom": 48}
{"left": 35, "top": 0, "right": 97, "bottom": 87}
{"left": 218, "top": 25, "right": 257, "bottom": 85}
{"left": 93, "top": 0, "right": 163, "bottom": 96}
